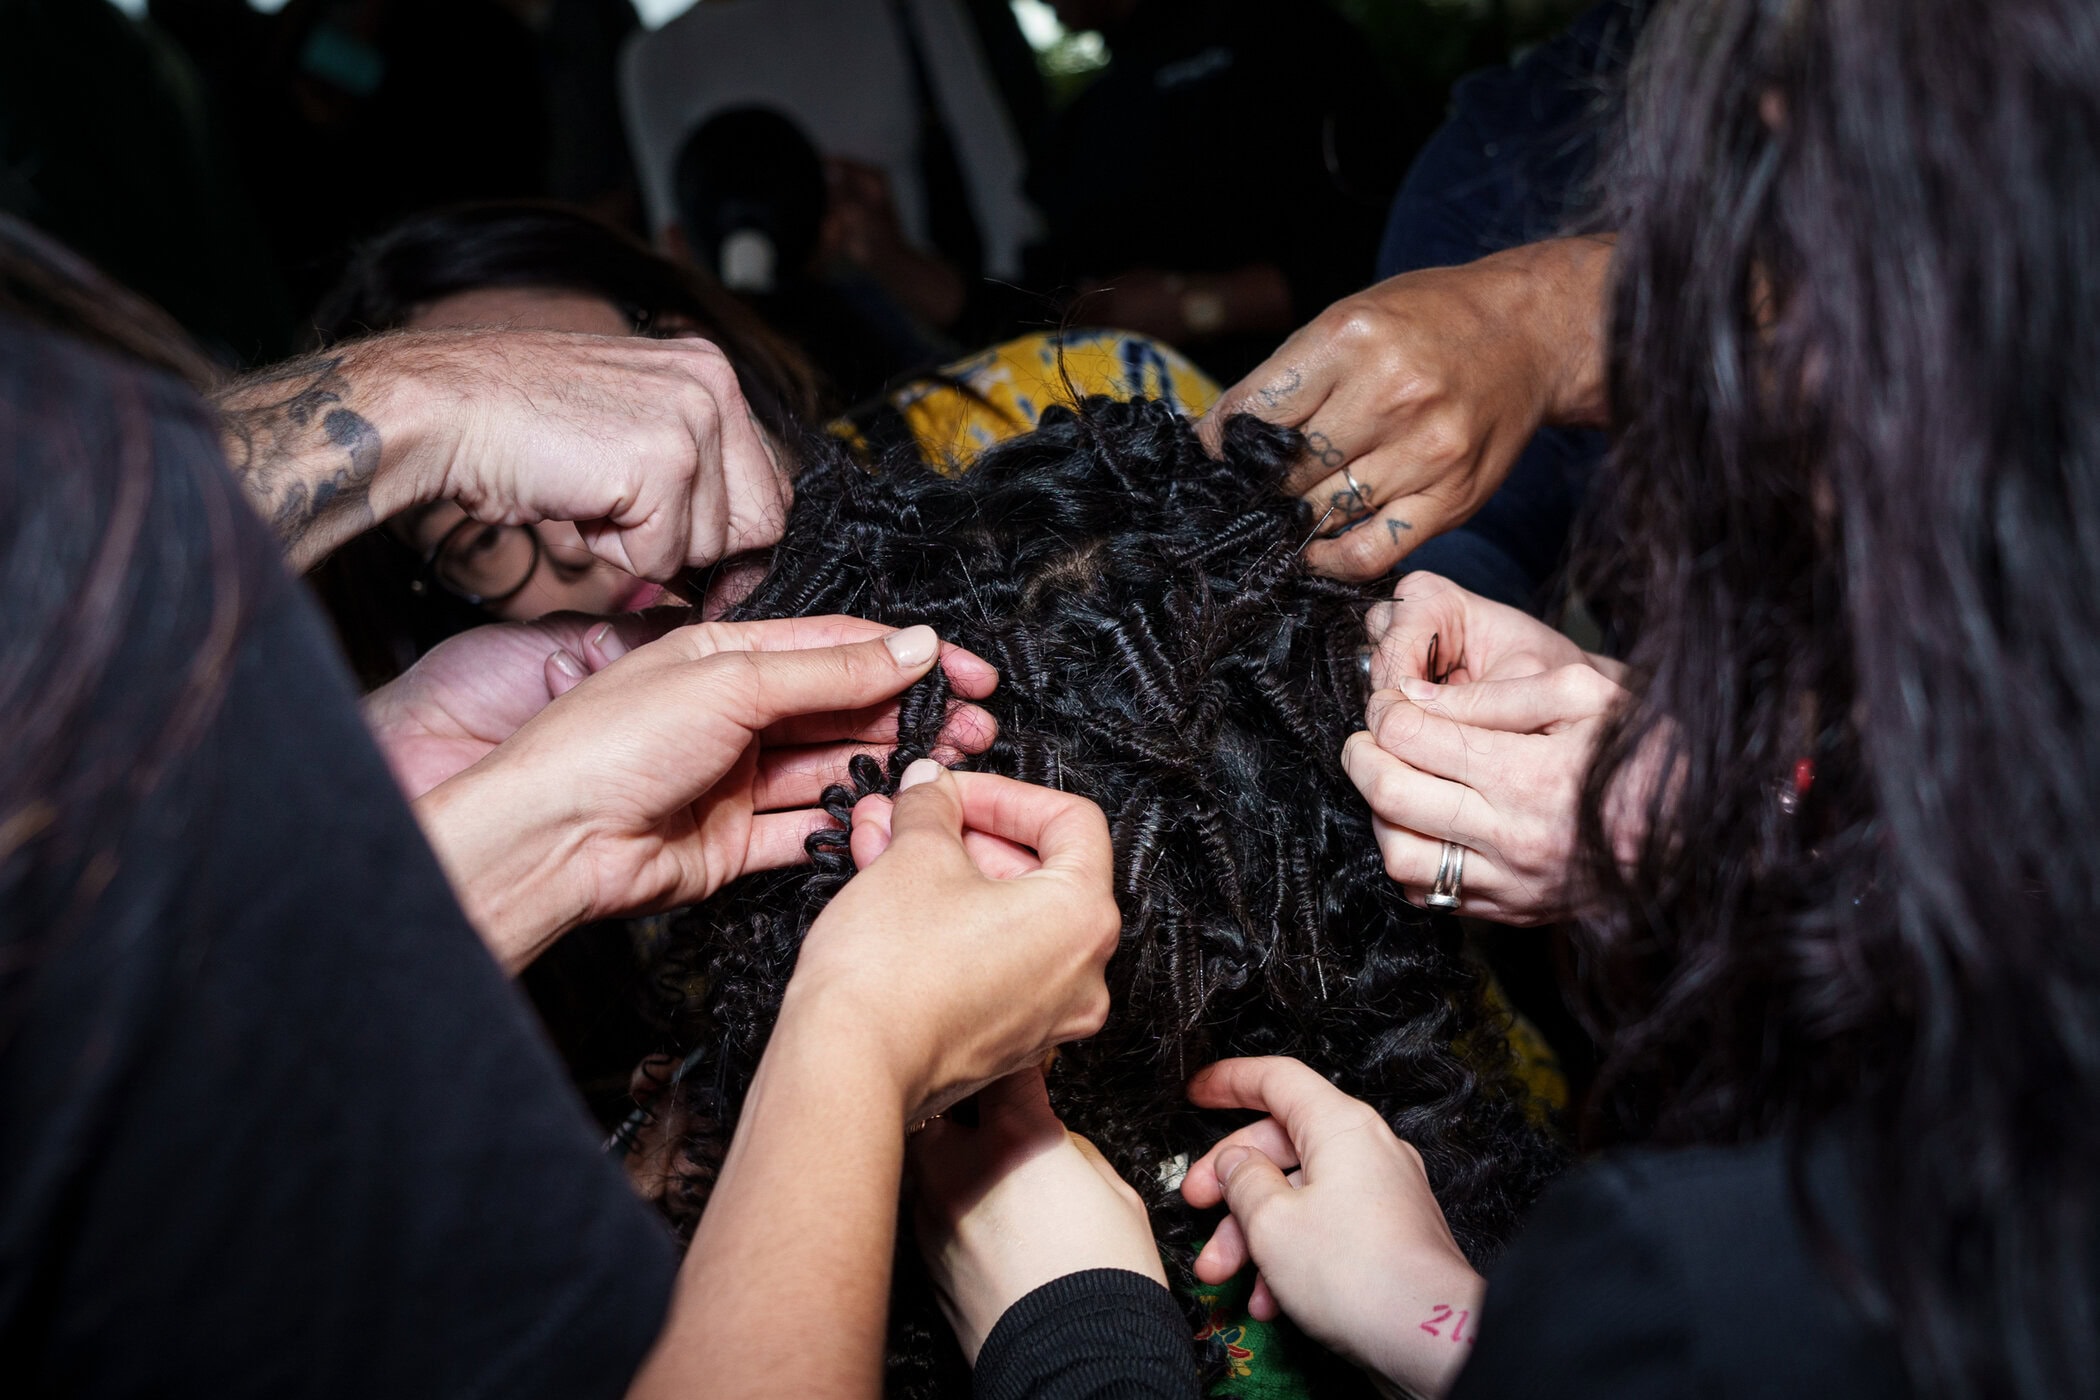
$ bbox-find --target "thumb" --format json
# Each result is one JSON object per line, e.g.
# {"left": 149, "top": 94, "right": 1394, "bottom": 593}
{"left": 848, "top": 793, "right": 895, "bottom": 869}
{"left": 729, "top": 624, "right": 945, "bottom": 731}
{"left": 881, "top": 758, "right": 971, "bottom": 858}
{"left": 1214, "top": 1145, "right": 1294, "bottom": 1234}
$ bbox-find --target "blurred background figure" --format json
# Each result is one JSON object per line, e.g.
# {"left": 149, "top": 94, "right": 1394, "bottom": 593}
{"left": 144, "top": 0, "right": 643, "bottom": 312}
{"left": 621, "top": 0, "right": 1041, "bottom": 359}
{"left": 1025, "top": 0, "right": 1402, "bottom": 381}
{"left": 1, "top": 0, "right": 293, "bottom": 363}
{"left": 671, "top": 104, "right": 955, "bottom": 400}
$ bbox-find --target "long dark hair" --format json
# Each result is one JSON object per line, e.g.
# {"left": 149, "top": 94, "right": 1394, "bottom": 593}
{"left": 308, "top": 201, "right": 826, "bottom": 684}
{"left": 1, "top": 217, "right": 263, "bottom": 1039}
{"left": 1577, "top": 1, "right": 2100, "bottom": 1393}
{"left": 651, "top": 398, "right": 1564, "bottom": 1393}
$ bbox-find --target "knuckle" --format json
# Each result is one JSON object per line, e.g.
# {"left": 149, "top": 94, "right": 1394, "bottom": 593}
{"left": 1329, "top": 305, "right": 1386, "bottom": 349}
{"left": 1392, "top": 569, "right": 1449, "bottom": 600}
{"left": 1408, "top": 415, "right": 1468, "bottom": 467}
{"left": 1370, "top": 769, "right": 1410, "bottom": 816}
{"left": 1371, "top": 700, "right": 1421, "bottom": 751}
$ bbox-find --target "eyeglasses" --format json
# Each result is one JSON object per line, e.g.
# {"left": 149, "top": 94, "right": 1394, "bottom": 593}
{"left": 413, "top": 517, "right": 597, "bottom": 606}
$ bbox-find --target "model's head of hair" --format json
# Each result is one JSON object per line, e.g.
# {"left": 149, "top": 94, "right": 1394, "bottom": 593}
{"left": 314, "top": 200, "right": 823, "bottom": 432}
{"left": 648, "top": 395, "right": 1562, "bottom": 1390}
{"left": 1583, "top": 0, "right": 2100, "bottom": 1393}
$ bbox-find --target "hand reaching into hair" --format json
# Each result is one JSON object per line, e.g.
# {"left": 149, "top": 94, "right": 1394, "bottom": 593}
{"left": 412, "top": 619, "right": 999, "bottom": 971}
{"left": 1345, "top": 662, "right": 1629, "bottom": 925}
{"left": 1182, "top": 1057, "right": 1484, "bottom": 1400}
{"left": 910, "top": 1068, "right": 1166, "bottom": 1363}
{"left": 217, "top": 329, "right": 790, "bottom": 577}
{"left": 644, "top": 765, "right": 1120, "bottom": 1400}
{"left": 1345, "top": 572, "right": 1631, "bottom": 924}
{"left": 1201, "top": 237, "right": 1613, "bottom": 580}
{"left": 362, "top": 611, "right": 682, "bottom": 800}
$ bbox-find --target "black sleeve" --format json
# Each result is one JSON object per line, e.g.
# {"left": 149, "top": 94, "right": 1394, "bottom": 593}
{"left": 974, "top": 1269, "right": 1200, "bottom": 1400}
{"left": 0, "top": 341, "right": 677, "bottom": 1397}
{"left": 1446, "top": 1163, "right": 1694, "bottom": 1400}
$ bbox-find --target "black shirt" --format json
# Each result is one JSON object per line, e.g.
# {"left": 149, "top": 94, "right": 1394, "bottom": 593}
{"left": 1452, "top": 1136, "right": 1908, "bottom": 1399}
{"left": 0, "top": 326, "right": 677, "bottom": 1395}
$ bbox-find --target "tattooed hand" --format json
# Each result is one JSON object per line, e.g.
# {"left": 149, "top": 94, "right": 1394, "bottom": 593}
{"left": 215, "top": 329, "right": 789, "bottom": 577}
{"left": 1200, "top": 236, "right": 1614, "bottom": 581}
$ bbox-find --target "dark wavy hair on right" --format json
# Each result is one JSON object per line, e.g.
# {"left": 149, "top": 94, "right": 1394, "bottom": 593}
{"left": 1575, "top": 1, "right": 2100, "bottom": 1396}
{"left": 642, "top": 396, "right": 1565, "bottom": 1393}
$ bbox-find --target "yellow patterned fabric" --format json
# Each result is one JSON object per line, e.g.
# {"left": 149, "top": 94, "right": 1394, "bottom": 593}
{"left": 828, "top": 328, "right": 1222, "bottom": 471}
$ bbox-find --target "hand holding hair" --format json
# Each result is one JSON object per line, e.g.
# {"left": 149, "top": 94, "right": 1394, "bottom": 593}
{"left": 1181, "top": 1057, "right": 1483, "bottom": 1400}
{"left": 787, "top": 763, "right": 1123, "bottom": 1121}
{"left": 1346, "top": 573, "right": 1630, "bottom": 924}
{"left": 1344, "top": 665, "right": 1625, "bottom": 925}
{"left": 410, "top": 617, "right": 999, "bottom": 971}
{"left": 217, "top": 328, "right": 791, "bottom": 577}
{"left": 1202, "top": 237, "right": 1613, "bottom": 581}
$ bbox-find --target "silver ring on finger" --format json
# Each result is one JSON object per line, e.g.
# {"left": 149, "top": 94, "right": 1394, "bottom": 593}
{"left": 1342, "top": 466, "right": 1376, "bottom": 518}
{"left": 1426, "top": 840, "right": 1466, "bottom": 911}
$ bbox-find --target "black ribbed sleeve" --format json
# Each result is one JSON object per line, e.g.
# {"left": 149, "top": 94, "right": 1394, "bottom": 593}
{"left": 973, "top": 1269, "right": 1200, "bottom": 1400}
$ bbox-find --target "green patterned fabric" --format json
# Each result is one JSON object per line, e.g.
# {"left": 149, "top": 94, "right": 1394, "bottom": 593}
{"left": 1190, "top": 1264, "right": 1319, "bottom": 1399}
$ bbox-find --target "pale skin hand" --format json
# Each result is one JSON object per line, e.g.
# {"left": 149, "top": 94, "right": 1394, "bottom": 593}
{"left": 360, "top": 610, "right": 678, "bottom": 800}
{"left": 1366, "top": 570, "right": 1623, "bottom": 688}
{"left": 214, "top": 328, "right": 788, "bottom": 576}
{"left": 1348, "top": 572, "right": 1631, "bottom": 923}
{"left": 1201, "top": 236, "right": 1614, "bottom": 580}
{"left": 411, "top": 620, "right": 1001, "bottom": 971}
{"left": 910, "top": 1068, "right": 1168, "bottom": 1364}
{"left": 1180, "top": 1057, "right": 1484, "bottom": 1400}
{"left": 628, "top": 763, "right": 1122, "bottom": 1400}
{"left": 1343, "top": 668, "right": 1625, "bottom": 925}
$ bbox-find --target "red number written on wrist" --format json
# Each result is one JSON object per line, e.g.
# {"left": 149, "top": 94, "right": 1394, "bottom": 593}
{"left": 1419, "top": 1304, "right": 1473, "bottom": 1344}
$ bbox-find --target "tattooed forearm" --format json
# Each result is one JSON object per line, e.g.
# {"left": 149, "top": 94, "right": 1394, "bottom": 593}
{"left": 216, "top": 352, "right": 387, "bottom": 570}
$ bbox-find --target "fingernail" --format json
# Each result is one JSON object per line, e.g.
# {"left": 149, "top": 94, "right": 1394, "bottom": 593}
{"left": 548, "top": 648, "right": 585, "bottom": 681}
{"left": 1214, "top": 1147, "right": 1251, "bottom": 1185}
{"left": 885, "top": 624, "right": 939, "bottom": 668}
{"left": 1397, "top": 676, "right": 1439, "bottom": 702}
{"left": 898, "top": 757, "right": 943, "bottom": 791}
{"left": 587, "top": 622, "right": 629, "bottom": 662}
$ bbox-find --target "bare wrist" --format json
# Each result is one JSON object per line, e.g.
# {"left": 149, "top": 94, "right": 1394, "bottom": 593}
{"left": 771, "top": 982, "right": 922, "bottom": 1119}
{"left": 412, "top": 765, "right": 590, "bottom": 971}
{"left": 1495, "top": 236, "right": 1614, "bottom": 430}
{"left": 1364, "top": 1261, "right": 1487, "bottom": 1400}
{"left": 218, "top": 338, "right": 435, "bottom": 564}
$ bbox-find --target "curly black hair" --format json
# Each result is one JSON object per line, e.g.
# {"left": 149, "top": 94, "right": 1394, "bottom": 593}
{"left": 645, "top": 397, "right": 1564, "bottom": 1392}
